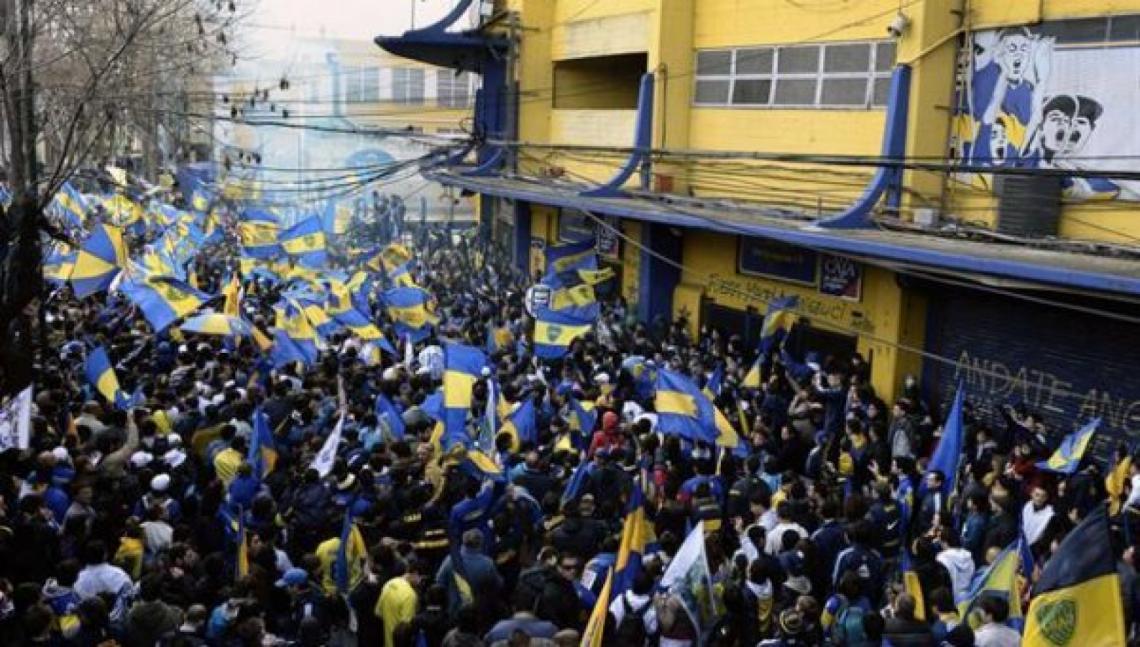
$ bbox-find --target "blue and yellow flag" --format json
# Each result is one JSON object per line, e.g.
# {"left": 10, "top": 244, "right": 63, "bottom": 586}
{"left": 582, "top": 568, "right": 613, "bottom": 647}
{"left": 568, "top": 397, "right": 597, "bottom": 437}
{"left": 53, "top": 182, "right": 89, "bottom": 229}
{"left": 655, "top": 369, "right": 718, "bottom": 444}
{"left": 544, "top": 282, "right": 599, "bottom": 323}
{"left": 119, "top": 275, "right": 209, "bottom": 332}
{"left": 271, "top": 301, "right": 320, "bottom": 367}
{"left": 71, "top": 224, "right": 128, "bottom": 298}
{"left": 85, "top": 346, "right": 124, "bottom": 409}
{"left": 1037, "top": 418, "right": 1100, "bottom": 475}
{"left": 443, "top": 343, "right": 488, "bottom": 449}
{"left": 614, "top": 478, "right": 654, "bottom": 595}
{"left": 543, "top": 238, "right": 596, "bottom": 287}
{"left": 235, "top": 510, "right": 250, "bottom": 580}
{"left": 43, "top": 246, "right": 76, "bottom": 284}
{"left": 248, "top": 407, "right": 278, "bottom": 480}
{"left": 384, "top": 286, "right": 437, "bottom": 343}
{"left": 102, "top": 194, "right": 144, "bottom": 232}
{"left": 742, "top": 356, "right": 762, "bottom": 389}
{"left": 239, "top": 210, "right": 282, "bottom": 259}
{"left": 388, "top": 260, "right": 417, "bottom": 288}
{"left": 280, "top": 216, "right": 327, "bottom": 267}
{"left": 500, "top": 398, "right": 537, "bottom": 451}
{"left": 533, "top": 315, "right": 590, "bottom": 360}
{"left": 758, "top": 295, "right": 799, "bottom": 355}
{"left": 901, "top": 550, "right": 926, "bottom": 622}
{"left": 222, "top": 273, "right": 242, "bottom": 317}
{"left": 1023, "top": 505, "right": 1124, "bottom": 646}
{"left": 333, "top": 511, "right": 367, "bottom": 594}
{"left": 371, "top": 242, "right": 413, "bottom": 273}
{"left": 958, "top": 540, "right": 1023, "bottom": 629}
{"left": 703, "top": 364, "right": 724, "bottom": 399}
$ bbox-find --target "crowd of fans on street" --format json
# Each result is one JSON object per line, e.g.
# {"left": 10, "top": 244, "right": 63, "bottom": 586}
{"left": 0, "top": 182, "right": 1137, "bottom": 647}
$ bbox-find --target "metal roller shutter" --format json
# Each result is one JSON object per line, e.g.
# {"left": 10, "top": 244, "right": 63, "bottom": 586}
{"left": 924, "top": 288, "right": 1140, "bottom": 461}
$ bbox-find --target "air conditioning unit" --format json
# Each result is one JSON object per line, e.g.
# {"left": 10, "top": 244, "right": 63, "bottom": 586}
{"left": 994, "top": 175, "right": 1062, "bottom": 238}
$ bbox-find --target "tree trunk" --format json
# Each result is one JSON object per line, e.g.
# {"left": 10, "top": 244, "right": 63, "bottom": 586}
{"left": 0, "top": 0, "right": 39, "bottom": 397}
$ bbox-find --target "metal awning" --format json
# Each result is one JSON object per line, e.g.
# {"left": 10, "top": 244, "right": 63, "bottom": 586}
{"left": 430, "top": 171, "right": 1140, "bottom": 298}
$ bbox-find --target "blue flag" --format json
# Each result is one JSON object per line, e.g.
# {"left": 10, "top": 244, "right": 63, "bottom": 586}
{"left": 374, "top": 393, "right": 406, "bottom": 441}
{"left": 926, "top": 383, "right": 965, "bottom": 497}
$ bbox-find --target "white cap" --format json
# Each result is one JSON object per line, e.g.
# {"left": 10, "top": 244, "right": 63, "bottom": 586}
{"left": 381, "top": 367, "right": 398, "bottom": 381}
{"left": 480, "top": 366, "right": 492, "bottom": 377}
{"left": 166, "top": 433, "right": 182, "bottom": 446}
{"left": 163, "top": 449, "right": 187, "bottom": 468}
{"left": 594, "top": 372, "right": 611, "bottom": 385}
{"left": 51, "top": 447, "right": 70, "bottom": 463}
{"left": 130, "top": 451, "right": 154, "bottom": 468}
{"left": 150, "top": 473, "right": 171, "bottom": 492}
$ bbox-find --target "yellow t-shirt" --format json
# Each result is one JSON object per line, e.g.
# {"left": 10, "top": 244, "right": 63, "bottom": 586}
{"left": 376, "top": 576, "right": 418, "bottom": 647}
{"left": 213, "top": 448, "right": 242, "bottom": 486}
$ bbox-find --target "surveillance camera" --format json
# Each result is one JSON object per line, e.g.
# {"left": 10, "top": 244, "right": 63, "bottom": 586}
{"left": 887, "top": 12, "right": 910, "bottom": 38}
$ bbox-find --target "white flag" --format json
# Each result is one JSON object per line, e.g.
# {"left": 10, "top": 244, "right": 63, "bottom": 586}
{"left": 660, "top": 522, "right": 720, "bottom": 635}
{"left": 311, "top": 414, "right": 344, "bottom": 477}
{"left": 0, "top": 387, "right": 33, "bottom": 452}
{"left": 403, "top": 334, "right": 414, "bottom": 371}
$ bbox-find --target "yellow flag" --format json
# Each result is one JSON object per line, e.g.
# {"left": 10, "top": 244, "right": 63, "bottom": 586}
{"left": 582, "top": 568, "right": 613, "bottom": 647}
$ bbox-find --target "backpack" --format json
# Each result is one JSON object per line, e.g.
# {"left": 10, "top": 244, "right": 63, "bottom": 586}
{"left": 833, "top": 602, "right": 868, "bottom": 646}
{"left": 514, "top": 566, "right": 558, "bottom": 616}
{"left": 614, "top": 594, "right": 652, "bottom": 645}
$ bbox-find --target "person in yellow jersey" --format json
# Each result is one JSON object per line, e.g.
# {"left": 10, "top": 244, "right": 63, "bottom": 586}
{"left": 211, "top": 434, "right": 245, "bottom": 488}
{"left": 376, "top": 558, "right": 427, "bottom": 647}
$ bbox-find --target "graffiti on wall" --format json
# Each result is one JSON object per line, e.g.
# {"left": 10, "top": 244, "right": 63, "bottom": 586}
{"left": 952, "top": 350, "right": 1140, "bottom": 435}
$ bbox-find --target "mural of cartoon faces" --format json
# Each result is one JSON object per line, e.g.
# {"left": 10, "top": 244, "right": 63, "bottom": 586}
{"left": 951, "top": 22, "right": 1129, "bottom": 200}
{"left": 996, "top": 29, "right": 1032, "bottom": 84}
{"left": 1038, "top": 95, "right": 1102, "bottom": 161}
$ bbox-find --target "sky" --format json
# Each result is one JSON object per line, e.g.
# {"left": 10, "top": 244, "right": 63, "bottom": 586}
{"left": 246, "top": 0, "right": 462, "bottom": 47}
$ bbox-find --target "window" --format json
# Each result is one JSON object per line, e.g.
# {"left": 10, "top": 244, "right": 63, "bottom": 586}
{"left": 344, "top": 67, "right": 380, "bottom": 103}
{"left": 393, "top": 68, "right": 425, "bottom": 105}
{"left": 436, "top": 70, "right": 470, "bottom": 108}
{"left": 693, "top": 40, "right": 895, "bottom": 108}
{"left": 1038, "top": 15, "right": 1140, "bottom": 45}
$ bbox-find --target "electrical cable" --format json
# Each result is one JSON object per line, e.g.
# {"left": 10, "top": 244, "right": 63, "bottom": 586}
{"left": 572, "top": 204, "right": 1139, "bottom": 401}
{"left": 515, "top": 152, "right": 1140, "bottom": 326}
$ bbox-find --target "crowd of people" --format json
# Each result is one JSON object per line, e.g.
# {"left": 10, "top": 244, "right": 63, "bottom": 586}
{"left": 0, "top": 179, "right": 1137, "bottom": 647}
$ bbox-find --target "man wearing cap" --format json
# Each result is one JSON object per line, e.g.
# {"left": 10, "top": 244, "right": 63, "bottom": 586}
{"left": 134, "top": 473, "right": 182, "bottom": 523}
{"left": 275, "top": 567, "right": 325, "bottom": 640}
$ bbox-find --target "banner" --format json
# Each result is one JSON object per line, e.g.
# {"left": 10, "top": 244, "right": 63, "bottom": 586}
{"left": 951, "top": 21, "right": 1140, "bottom": 200}
{"left": 660, "top": 522, "right": 720, "bottom": 635}
{"left": 0, "top": 387, "right": 32, "bottom": 452}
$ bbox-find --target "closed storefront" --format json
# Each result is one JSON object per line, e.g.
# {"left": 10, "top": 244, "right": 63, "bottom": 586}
{"left": 924, "top": 287, "right": 1140, "bottom": 458}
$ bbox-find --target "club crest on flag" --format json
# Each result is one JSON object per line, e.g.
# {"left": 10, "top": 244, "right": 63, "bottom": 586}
{"left": 1034, "top": 599, "right": 1077, "bottom": 646}
{"left": 545, "top": 324, "right": 561, "bottom": 342}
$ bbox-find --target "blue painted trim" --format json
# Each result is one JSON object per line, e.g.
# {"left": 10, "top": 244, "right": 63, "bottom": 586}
{"left": 580, "top": 73, "right": 655, "bottom": 198}
{"left": 407, "top": 0, "right": 475, "bottom": 36}
{"left": 514, "top": 201, "right": 531, "bottom": 274}
{"left": 638, "top": 222, "right": 682, "bottom": 322}
{"left": 463, "top": 147, "right": 505, "bottom": 176}
{"left": 428, "top": 172, "right": 1140, "bottom": 296}
{"left": 816, "top": 64, "right": 911, "bottom": 229}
